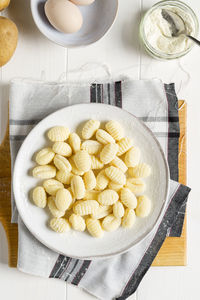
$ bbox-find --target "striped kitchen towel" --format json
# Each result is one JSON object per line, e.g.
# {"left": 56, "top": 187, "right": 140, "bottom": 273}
{"left": 9, "top": 78, "right": 190, "bottom": 300}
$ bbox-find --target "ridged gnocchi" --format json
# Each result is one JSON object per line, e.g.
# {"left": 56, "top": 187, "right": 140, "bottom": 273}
{"left": 35, "top": 148, "right": 55, "bottom": 165}
{"left": 100, "top": 143, "right": 118, "bottom": 164}
{"left": 30, "top": 119, "right": 152, "bottom": 237}
{"left": 102, "top": 214, "right": 121, "bottom": 232}
{"left": 54, "top": 154, "right": 72, "bottom": 172}
{"left": 32, "top": 165, "right": 56, "bottom": 179}
{"left": 82, "top": 119, "right": 100, "bottom": 139}
{"left": 68, "top": 133, "right": 81, "bottom": 153}
{"left": 117, "top": 137, "right": 133, "bottom": 156}
{"left": 73, "top": 200, "right": 99, "bottom": 216}
{"left": 122, "top": 208, "right": 136, "bottom": 228}
{"left": 135, "top": 195, "right": 151, "bottom": 217}
{"left": 32, "top": 186, "right": 47, "bottom": 208}
{"left": 95, "top": 170, "right": 109, "bottom": 191}
{"left": 83, "top": 170, "right": 96, "bottom": 191}
{"left": 50, "top": 217, "right": 71, "bottom": 233}
{"left": 47, "top": 126, "right": 70, "bottom": 142}
{"left": 71, "top": 175, "right": 85, "bottom": 199}
{"left": 120, "top": 188, "right": 137, "bottom": 209}
{"left": 124, "top": 147, "right": 141, "bottom": 167}
{"left": 69, "top": 213, "right": 86, "bottom": 231}
{"left": 128, "top": 163, "right": 151, "bottom": 178}
{"left": 96, "top": 129, "right": 115, "bottom": 144}
{"left": 73, "top": 150, "right": 91, "bottom": 172}
{"left": 105, "top": 120, "right": 124, "bottom": 141}
{"left": 52, "top": 142, "right": 72, "bottom": 157}
{"left": 43, "top": 179, "right": 64, "bottom": 196}
{"left": 98, "top": 189, "right": 119, "bottom": 205}
{"left": 86, "top": 218, "right": 104, "bottom": 238}
{"left": 81, "top": 140, "right": 102, "bottom": 155}
{"left": 105, "top": 166, "right": 126, "bottom": 185}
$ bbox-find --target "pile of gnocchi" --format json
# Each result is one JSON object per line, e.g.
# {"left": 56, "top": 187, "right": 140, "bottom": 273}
{"left": 31, "top": 119, "right": 152, "bottom": 238}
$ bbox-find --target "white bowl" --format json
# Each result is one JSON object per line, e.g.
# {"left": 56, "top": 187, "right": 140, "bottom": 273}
{"left": 13, "top": 104, "right": 169, "bottom": 260}
{"left": 31, "top": 0, "right": 118, "bottom": 47}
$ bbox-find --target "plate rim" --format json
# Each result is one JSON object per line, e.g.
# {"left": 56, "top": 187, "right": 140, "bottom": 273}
{"left": 13, "top": 103, "right": 170, "bottom": 259}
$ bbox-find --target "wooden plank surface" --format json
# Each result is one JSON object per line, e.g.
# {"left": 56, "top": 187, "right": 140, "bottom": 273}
{"left": 0, "top": 101, "right": 186, "bottom": 267}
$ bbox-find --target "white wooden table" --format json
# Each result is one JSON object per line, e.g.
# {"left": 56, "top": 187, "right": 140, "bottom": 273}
{"left": 1, "top": 0, "right": 200, "bottom": 299}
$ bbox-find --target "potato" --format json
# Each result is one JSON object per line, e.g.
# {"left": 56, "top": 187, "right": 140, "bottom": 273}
{"left": 0, "top": 17, "right": 18, "bottom": 67}
{"left": 0, "top": 0, "right": 10, "bottom": 11}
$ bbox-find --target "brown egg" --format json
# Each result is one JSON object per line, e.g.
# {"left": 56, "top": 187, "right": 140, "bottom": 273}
{"left": 45, "top": 0, "right": 83, "bottom": 34}
{"left": 70, "top": 0, "right": 95, "bottom": 5}
{"left": 0, "top": 0, "right": 10, "bottom": 12}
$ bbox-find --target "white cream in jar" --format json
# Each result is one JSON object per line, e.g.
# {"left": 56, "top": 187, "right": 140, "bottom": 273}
{"left": 144, "top": 6, "right": 196, "bottom": 54}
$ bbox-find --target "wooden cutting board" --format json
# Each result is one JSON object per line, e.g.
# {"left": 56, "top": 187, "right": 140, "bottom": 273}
{"left": 0, "top": 101, "right": 187, "bottom": 267}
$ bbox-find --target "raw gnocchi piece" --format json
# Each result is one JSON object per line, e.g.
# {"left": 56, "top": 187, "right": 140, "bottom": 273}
{"left": 113, "top": 201, "right": 124, "bottom": 218}
{"left": 125, "top": 178, "right": 146, "bottom": 196}
{"left": 32, "top": 165, "right": 56, "bottom": 179}
{"left": 73, "top": 150, "right": 91, "bottom": 172}
{"left": 84, "top": 190, "right": 99, "bottom": 201}
{"left": 90, "top": 155, "right": 104, "bottom": 169}
{"left": 82, "top": 119, "right": 100, "bottom": 139}
{"left": 68, "top": 133, "right": 81, "bottom": 153}
{"left": 124, "top": 147, "right": 141, "bottom": 167}
{"left": 122, "top": 208, "right": 136, "bottom": 228}
{"left": 95, "top": 170, "right": 109, "bottom": 191}
{"left": 54, "top": 154, "right": 72, "bottom": 172}
{"left": 69, "top": 213, "right": 86, "bottom": 232}
{"left": 96, "top": 129, "right": 115, "bottom": 145}
{"left": 56, "top": 170, "right": 73, "bottom": 185}
{"left": 98, "top": 189, "right": 119, "bottom": 205}
{"left": 110, "top": 156, "right": 128, "bottom": 173}
{"left": 100, "top": 143, "right": 118, "bottom": 164}
{"left": 83, "top": 170, "right": 96, "bottom": 191}
{"left": 69, "top": 157, "right": 84, "bottom": 176}
{"left": 32, "top": 186, "right": 47, "bottom": 208}
{"left": 120, "top": 188, "right": 137, "bottom": 209}
{"left": 50, "top": 217, "right": 71, "bottom": 233}
{"left": 117, "top": 137, "right": 133, "bottom": 156}
{"left": 73, "top": 200, "right": 99, "bottom": 216}
{"left": 105, "top": 120, "right": 124, "bottom": 141}
{"left": 35, "top": 148, "right": 55, "bottom": 165}
{"left": 86, "top": 218, "right": 104, "bottom": 238}
{"left": 48, "top": 196, "right": 65, "bottom": 218}
{"left": 105, "top": 166, "right": 126, "bottom": 185}
{"left": 128, "top": 163, "right": 151, "bottom": 178}
{"left": 81, "top": 140, "right": 102, "bottom": 155}
{"left": 91, "top": 205, "right": 112, "bottom": 219}
{"left": 43, "top": 179, "right": 64, "bottom": 196}
{"left": 47, "top": 126, "right": 70, "bottom": 142}
{"left": 108, "top": 182, "right": 123, "bottom": 192}
{"left": 71, "top": 175, "right": 85, "bottom": 199}
{"left": 55, "top": 188, "right": 72, "bottom": 211}
{"left": 102, "top": 214, "right": 121, "bottom": 232}
{"left": 135, "top": 195, "right": 151, "bottom": 217}
{"left": 52, "top": 142, "right": 72, "bottom": 157}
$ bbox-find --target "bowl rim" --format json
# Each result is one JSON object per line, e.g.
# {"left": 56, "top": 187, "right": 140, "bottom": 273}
{"left": 30, "top": 0, "right": 119, "bottom": 48}
{"left": 13, "top": 103, "right": 170, "bottom": 260}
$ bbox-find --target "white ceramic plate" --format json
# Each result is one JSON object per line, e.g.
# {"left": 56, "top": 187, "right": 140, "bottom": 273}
{"left": 13, "top": 104, "right": 169, "bottom": 259}
{"left": 31, "top": 0, "right": 118, "bottom": 47}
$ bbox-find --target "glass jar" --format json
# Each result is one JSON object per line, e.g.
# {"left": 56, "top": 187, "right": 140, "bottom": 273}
{"left": 139, "top": 0, "right": 199, "bottom": 60}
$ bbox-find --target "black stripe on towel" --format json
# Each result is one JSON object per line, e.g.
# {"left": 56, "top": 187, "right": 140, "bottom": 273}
{"left": 164, "top": 83, "right": 180, "bottom": 181}
{"left": 90, "top": 84, "right": 96, "bottom": 103}
{"left": 9, "top": 119, "right": 41, "bottom": 125}
{"left": 116, "top": 184, "right": 191, "bottom": 300}
{"left": 49, "top": 255, "right": 71, "bottom": 278}
{"left": 71, "top": 260, "right": 91, "bottom": 286}
{"left": 115, "top": 81, "right": 122, "bottom": 108}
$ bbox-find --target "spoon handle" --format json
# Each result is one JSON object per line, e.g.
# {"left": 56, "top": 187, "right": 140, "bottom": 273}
{"left": 187, "top": 35, "right": 200, "bottom": 47}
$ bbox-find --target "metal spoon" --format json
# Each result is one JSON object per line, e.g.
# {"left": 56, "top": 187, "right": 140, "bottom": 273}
{"left": 161, "top": 9, "right": 200, "bottom": 46}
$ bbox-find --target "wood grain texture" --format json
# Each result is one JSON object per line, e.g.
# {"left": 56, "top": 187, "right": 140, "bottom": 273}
{"left": 0, "top": 101, "right": 186, "bottom": 267}
{"left": 152, "top": 100, "right": 187, "bottom": 266}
